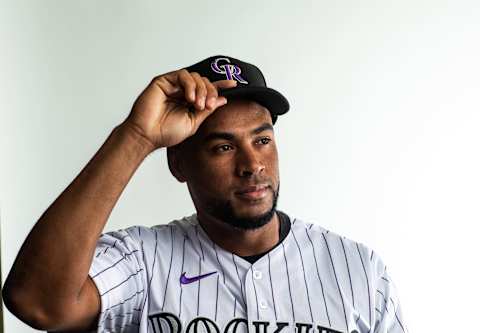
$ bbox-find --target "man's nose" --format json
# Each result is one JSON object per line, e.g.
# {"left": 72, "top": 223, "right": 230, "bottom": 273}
{"left": 236, "top": 148, "right": 265, "bottom": 177}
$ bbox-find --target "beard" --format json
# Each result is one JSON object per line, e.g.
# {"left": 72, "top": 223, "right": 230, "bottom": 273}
{"left": 204, "top": 184, "right": 279, "bottom": 230}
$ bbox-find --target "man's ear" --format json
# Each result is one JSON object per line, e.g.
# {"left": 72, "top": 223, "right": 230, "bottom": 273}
{"left": 167, "top": 146, "right": 187, "bottom": 183}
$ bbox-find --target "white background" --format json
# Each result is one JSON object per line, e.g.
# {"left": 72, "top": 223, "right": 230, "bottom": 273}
{"left": 2, "top": 1, "right": 480, "bottom": 332}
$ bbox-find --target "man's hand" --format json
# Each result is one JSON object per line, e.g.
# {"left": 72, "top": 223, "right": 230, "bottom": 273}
{"left": 125, "top": 69, "right": 237, "bottom": 149}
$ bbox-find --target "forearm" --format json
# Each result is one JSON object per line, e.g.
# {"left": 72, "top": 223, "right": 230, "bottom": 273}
{"left": 3, "top": 121, "right": 154, "bottom": 314}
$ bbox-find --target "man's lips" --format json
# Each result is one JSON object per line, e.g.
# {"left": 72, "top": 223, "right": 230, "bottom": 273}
{"left": 235, "top": 184, "right": 269, "bottom": 200}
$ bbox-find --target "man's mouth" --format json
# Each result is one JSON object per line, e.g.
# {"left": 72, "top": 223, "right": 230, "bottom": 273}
{"left": 235, "top": 184, "right": 269, "bottom": 200}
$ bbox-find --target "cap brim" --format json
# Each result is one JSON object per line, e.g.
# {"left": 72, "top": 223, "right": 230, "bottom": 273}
{"left": 219, "top": 86, "right": 290, "bottom": 117}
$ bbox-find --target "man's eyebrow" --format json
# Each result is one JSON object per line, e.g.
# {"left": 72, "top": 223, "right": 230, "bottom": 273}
{"left": 251, "top": 123, "right": 274, "bottom": 135}
{"left": 202, "top": 123, "right": 274, "bottom": 143}
{"left": 203, "top": 132, "right": 235, "bottom": 143}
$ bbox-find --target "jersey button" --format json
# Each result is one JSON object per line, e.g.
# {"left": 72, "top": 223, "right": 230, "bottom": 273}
{"left": 259, "top": 300, "right": 268, "bottom": 309}
{"left": 253, "top": 270, "right": 262, "bottom": 279}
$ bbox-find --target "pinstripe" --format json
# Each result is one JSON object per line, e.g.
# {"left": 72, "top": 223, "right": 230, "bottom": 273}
{"left": 282, "top": 243, "right": 295, "bottom": 322}
{"left": 144, "top": 230, "right": 159, "bottom": 314}
{"left": 91, "top": 250, "right": 140, "bottom": 278}
{"left": 212, "top": 241, "right": 231, "bottom": 320}
{"left": 356, "top": 243, "right": 372, "bottom": 332}
{"left": 291, "top": 227, "right": 314, "bottom": 322}
{"left": 305, "top": 228, "right": 331, "bottom": 326}
{"left": 251, "top": 271, "right": 260, "bottom": 320}
{"left": 101, "top": 311, "right": 135, "bottom": 323}
{"left": 375, "top": 289, "right": 389, "bottom": 314}
{"left": 96, "top": 236, "right": 130, "bottom": 258}
{"left": 267, "top": 253, "right": 278, "bottom": 320}
{"left": 107, "top": 323, "right": 140, "bottom": 331}
{"left": 195, "top": 226, "right": 204, "bottom": 316}
{"left": 100, "top": 269, "right": 144, "bottom": 296}
{"left": 195, "top": 225, "right": 205, "bottom": 260}
{"left": 213, "top": 242, "right": 226, "bottom": 284}
{"left": 103, "top": 289, "right": 145, "bottom": 314}
{"left": 196, "top": 253, "right": 201, "bottom": 316}
{"left": 340, "top": 237, "right": 355, "bottom": 308}
{"left": 139, "top": 239, "right": 149, "bottom": 326}
{"left": 178, "top": 237, "right": 187, "bottom": 317}
{"left": 215, "top": 275, "right": 219, "bottom": 321}
{"left": 322, "top": 233, "right": 349, "bottom": 332}
{"left": 101, "top": 311, "right": 141, "bottom": 326}
{"left": 232, "top": 254, "right": 247, "bottom": 307}
{"left": 103, "top": 240, "right": 116, "bottom": 254}
{"left": 390, "top": 298, "right": 406, "bottom": 332}
{"left": 161, "top": 227, "right": 175, "bottom": 311}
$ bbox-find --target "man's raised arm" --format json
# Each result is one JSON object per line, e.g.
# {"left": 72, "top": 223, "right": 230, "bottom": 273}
{"left": 1, "top": 70, "right": 236, "bottom": 331}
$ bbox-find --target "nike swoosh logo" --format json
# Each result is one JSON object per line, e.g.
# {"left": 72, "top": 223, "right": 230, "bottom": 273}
{"left": 180, "top": 271, "right": 217, "bottom": 285}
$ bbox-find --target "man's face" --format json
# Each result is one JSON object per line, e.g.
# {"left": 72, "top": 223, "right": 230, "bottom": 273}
{"left": 178, "top": 99, "right": 280, "bottom": 230}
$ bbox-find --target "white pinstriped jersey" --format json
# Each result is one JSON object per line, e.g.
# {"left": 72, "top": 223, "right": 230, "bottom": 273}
{"left": 88, "top": 214, "right": 407, "bottom": 333}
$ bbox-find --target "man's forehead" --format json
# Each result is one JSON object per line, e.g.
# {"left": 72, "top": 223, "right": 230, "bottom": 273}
{"left": 197, "top": 99, "right": 273, "bottom": 136}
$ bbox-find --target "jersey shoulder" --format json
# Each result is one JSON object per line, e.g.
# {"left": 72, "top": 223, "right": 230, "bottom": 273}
{"left": 287, "top": 214, "right": 385, "bottom": 275}
{"left": 114, "top": 214, "right": 198, "bottom": 239}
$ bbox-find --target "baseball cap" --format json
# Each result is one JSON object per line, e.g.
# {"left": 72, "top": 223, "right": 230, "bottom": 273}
{"left": 184, "top": 55, "right": 289, "bottom": 124}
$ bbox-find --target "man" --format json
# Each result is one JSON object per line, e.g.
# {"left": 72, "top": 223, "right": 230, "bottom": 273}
{"left": 2, "top": 56, "right": 406, "bottom": 333}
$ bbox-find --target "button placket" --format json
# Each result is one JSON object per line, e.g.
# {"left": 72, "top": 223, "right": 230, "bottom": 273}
{"left": 253, "top": 270, "right": 263, "bottom": 280}
{"left": 259, "top": 300, "right": 268, "bottom": 309}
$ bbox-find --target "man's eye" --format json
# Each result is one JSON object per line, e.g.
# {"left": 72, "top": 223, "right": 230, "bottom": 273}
{"left": 215, "top": 145, "right": 233, "bottom": 152}
{"left": 258, "top": 137, "right": 271, "bottom": 145}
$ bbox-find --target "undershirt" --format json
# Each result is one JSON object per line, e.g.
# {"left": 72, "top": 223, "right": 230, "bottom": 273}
{"left": 241, "top": 210, "right": 291, "bottom": 264}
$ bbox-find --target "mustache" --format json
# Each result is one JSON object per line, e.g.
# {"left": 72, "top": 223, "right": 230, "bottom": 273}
{"left": 234, "top": 180, "right": 278, "bottom": 193}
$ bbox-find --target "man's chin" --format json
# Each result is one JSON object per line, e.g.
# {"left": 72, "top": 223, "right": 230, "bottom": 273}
{"left": 216, "top": 196, "right": 278, "bottom": 231}
{"left": 223, "top": 208, "right": 276, "bottom": 231}
{"left": 232, "top": 202, "right": 273, "bottom": 219}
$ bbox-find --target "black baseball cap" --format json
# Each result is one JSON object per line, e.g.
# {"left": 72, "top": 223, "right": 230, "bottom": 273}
{"left": 184, "top": 55, "right": 289, "bottom": 124}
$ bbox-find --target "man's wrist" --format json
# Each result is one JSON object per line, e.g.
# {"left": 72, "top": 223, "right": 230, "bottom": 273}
{"left": 115, "top": 121, "right": 157, "bottom": 157}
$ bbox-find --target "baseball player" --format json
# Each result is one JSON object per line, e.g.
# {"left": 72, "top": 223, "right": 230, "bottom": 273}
{"left": 3, "top": 56, "right": 407, "bottom": 333}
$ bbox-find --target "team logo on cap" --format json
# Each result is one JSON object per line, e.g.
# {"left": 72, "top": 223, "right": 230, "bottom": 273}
{"left": 211, "top": 57, "right": 248, "bottom": 84}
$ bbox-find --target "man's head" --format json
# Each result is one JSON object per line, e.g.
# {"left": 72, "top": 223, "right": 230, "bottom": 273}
{"left": 167, "top": 55, "right": 289, "bottom": 230}
{"left": 167, "top": 99, "right": 280, "bottom": 230}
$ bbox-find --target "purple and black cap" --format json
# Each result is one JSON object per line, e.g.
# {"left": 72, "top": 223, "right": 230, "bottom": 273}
{"left": 184, "top": 55, "right": 289, "bottom": 124}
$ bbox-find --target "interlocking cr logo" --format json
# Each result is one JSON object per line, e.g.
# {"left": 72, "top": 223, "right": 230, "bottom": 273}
{"left": 210, "top": 57, "right": 248, "bottom": 84}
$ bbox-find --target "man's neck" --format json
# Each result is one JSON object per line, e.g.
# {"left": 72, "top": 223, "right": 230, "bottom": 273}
{"left": 197, "top": 211, "right": 280, "bottom": 257}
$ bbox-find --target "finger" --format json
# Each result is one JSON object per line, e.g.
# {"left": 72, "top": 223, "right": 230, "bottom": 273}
{"left": 191, "top": 72, "right": 207, "bottom": 110}
{"left": 192, "top": 96, "right": 227, "bottom": 128}
{"left": 202, "top": 77, "right": 218, "bottom": 110}
{"left": 152, "top": 74, "right": 181, "bottom": 97}
{"left": 177, "top": 69, "right": 197, "bottom": 104}
{"left": 213, "top": 96, "right": 227, "bottom": 109}
{"left": 213, "top": 80, "right": 238, "bottom": 90}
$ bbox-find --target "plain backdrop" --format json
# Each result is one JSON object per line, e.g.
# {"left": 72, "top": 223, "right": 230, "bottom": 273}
{"left": 2, "top": 1, "right": 480, "bottom": 332}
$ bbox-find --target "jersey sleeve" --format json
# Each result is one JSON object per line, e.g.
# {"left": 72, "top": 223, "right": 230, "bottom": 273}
{"left": 88, "top": 227, "right": 149, "bottom": 332}
{"left": 371, "top": 252, "right": 408, "bottom": 333}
